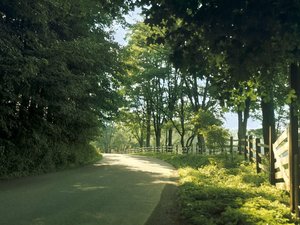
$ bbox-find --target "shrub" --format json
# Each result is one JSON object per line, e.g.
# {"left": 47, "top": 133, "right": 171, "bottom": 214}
{"left": 204, "top": 125, "right": 230, "bottom": 153}
{"left": 140, "top": 153, "right": 299, "bottom": 225}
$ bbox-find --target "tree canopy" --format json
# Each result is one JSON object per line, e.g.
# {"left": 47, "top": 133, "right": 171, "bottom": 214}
{"left": 0, "top": 0, "right": 130, "bottom": 176}
{"left": 1, "top": 0, "right": 299, "bottom": 177}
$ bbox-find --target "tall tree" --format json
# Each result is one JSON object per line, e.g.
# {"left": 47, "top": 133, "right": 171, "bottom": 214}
{"left": 137, "top": 0, "right": 300, "bottom": 147}
{"left": 0, "top": 0, "right": 130, "bottom": 175}
{"left": 122, "top": 22, "right": 175, "bottom": 148}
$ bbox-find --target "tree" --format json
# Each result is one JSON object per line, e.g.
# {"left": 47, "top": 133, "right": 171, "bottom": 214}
{"left": 0, "top": 0, "right": 130, "bottom": 176}
{"left": 122, "top": 22, "right": 176, "bottom": 148}
{"left": 137, "top": 0, "right": 300, "bottom": 148}
{"left": 191, "top": 109, "right": 223, "bottom": 151}
{"left": 204, "top": 125, "right": 230, "bottom": 154}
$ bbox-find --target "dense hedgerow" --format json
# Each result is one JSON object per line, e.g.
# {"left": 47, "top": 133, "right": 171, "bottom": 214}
{"left": 0, "top": 142, "right": 102, "bottom": 179}
{"left": 0, "top": 1, "right": 127, "bottom": 178}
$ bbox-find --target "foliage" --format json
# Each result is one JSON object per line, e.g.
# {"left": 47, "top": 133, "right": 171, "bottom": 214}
{"left": 91, "top": 122, "right": 137, "bottom": 152}
{"left": 0, "top": 0, "right": 128, "bottom": 177}
{"left": 121, "top": 22, "right": 180, "bottom": 148}
{"left": 139, "top": 153, "right": 298, "bottom": 225}
{"left": 119, "top": 21, "right": 224, "bottom": 150}
{"left": 248, "top": 129, "right": 263, "bottom": 139}
{"left": 204, "top": 125, "right": 230, "bottom": 153}
{"left": 136, "top": 0, "right": 299, "bottom": 151}
{"left": 191, "top": 109, "right": 228, "bottom": 152}
{"left": 137, "top": 152, "right": 211, "bottom": 169}
{"left": 192, "top": 109, "right": 222, "bottom": 132}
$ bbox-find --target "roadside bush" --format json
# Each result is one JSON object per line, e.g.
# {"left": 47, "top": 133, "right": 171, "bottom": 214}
{"left": 139, "top": 153, "right": 298, "bottom": 225}
{"left": 204, "top": 125, "right": 230, "bottom": 153}
{"left": 0, "top": 138, "right": 102, "bottom": 179}
{"left": 178, "top": 160, "right": 296, "bottom": 225}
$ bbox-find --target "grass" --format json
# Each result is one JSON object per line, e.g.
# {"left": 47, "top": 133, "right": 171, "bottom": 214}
{"left": 137, "top": 152, "right": 299, "bottom": 225}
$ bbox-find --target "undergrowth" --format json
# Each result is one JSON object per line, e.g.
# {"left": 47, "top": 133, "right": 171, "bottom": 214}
{"left": 137, "top": 152, "right": 299, "bottom": 225}
{"left": 0, "top": 144, "right": 102, "bottom": 179}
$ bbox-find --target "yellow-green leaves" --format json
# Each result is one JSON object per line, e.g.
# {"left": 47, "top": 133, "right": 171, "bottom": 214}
{"left": 286, "top": 89, "right": 297, "bottom": 104}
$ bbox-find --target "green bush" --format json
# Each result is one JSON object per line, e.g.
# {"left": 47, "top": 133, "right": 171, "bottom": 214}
{"left": 204, "top": 125, "right": 230, "bottom": 153}
{"left": 140, "top": 153, "right": 298, "bottom": 225}
{"left": 0, "top": 138, "right": 102, "bottom": 179}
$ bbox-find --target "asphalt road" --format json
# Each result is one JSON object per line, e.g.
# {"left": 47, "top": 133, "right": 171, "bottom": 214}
{"left": 0, "top": 154, "right": 178, "bottom": 225}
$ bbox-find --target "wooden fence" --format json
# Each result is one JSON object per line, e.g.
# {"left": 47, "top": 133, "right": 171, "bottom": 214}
{"left": 119, "top": 145, "right": 200, "bottom": 155}
{"left": 272, "top": 128, "right": 289, "bottom": 190}
{"left": 119, "top": 129, "right": 291, "bottom": 187}
{"left": 244, "top": 126, "right": 300, "bottom": 215}
{"left": 241, "top": 130, "right": 291, "bottom": 191}
{"left": 119, "top": 130, "right": 291, "bottom": 192}
{"left": 243, "top": 136, "right": 269, "bottom": 174}
{"left": 117, "top": 126, "right": 300, "bottom": 215}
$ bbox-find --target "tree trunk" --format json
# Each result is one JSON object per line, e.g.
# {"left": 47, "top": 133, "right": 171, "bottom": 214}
{"left": 289, "top": 62, "right": 300, "bottom": 214}
{"left": 186, "top": 134, "right": 195, "bottom": 147}
{"left": 155, "top": 128, "right": 161, "bottom": 148}
{"left": 180, "top": 134, "right": 185, "bottom": 149}
{"left": 146, "top": 100, "right": 151, "bottom": 147}
{"left": 237, "top": 111, "right": 246, "bottom": 154}
{"left": 168, "top": 128, "right": 173, "bottom": 146}
{"left": 197, "top": 134, "right": 206, "bottom": 153}
{"left": 165, "top": 129, "right": 168, "bottom": 147}
{"left": 261, "top": 98, "right": 277, "bottom": 149}
{"left": 237, "top": 97, "right": 251, "bottom": 154}
{"left": 180, "top": 92, "right": 185, "bottom": 148}
{"left": 139, "top": 129, "right": 144, "bottom": 148}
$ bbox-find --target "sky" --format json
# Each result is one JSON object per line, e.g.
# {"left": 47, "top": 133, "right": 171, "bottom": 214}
{"left": 112, "top": 8, "right": 143, "bottom": 46}
{"left": 112, "top": 9, "right": 261, "bottom": 131}
{"left": 223, "top": 112, "right": 261, "bottom": 130}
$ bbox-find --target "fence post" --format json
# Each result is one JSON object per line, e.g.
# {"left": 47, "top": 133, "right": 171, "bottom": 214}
{"left": 244, "top": 136, "right": 248, "bottom": 161}
{"left": 230, "top": 136, "right": 233, "bottom": 161}
{"left": 255, "top": 138, "right": 261, "bottom": 173}
{"left": 269, "top": 126, "right": 276, "bottom": 186}
{"left": 289, "top": 123, "right": 300, "bottom": 215}
{"left": 289, "top": 62, "right": 300, "bottom": 216}
{"left": 238, "top": 139, "right": 242, "bottom": 155}
{"left": 249, "top": 135, "right": 254, "bottom": 162}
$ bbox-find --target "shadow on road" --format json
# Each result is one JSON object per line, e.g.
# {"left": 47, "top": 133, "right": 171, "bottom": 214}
{"left": 0, "top": 154, "right": 179, "bottom": 225}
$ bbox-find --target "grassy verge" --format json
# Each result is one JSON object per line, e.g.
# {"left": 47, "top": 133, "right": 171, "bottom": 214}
{"left": 137, "top": 152, "right": 299, "bottom": 225}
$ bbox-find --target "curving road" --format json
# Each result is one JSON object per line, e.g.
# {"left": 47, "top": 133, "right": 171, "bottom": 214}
{"left": 0, "top": 154, "right": 178, "bottom": 225}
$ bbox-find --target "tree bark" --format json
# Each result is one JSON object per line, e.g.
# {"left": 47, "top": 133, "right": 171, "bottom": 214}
{"left": 180, "top": 91, "right": 185, "bottom": 148}
{"left": 146, "top": 99, "right": 151, "bottom": 147}
{"left": 237, "top": 97, "right": 251, "bottom": 154}
{"left": 168, "top": 128, "right": 173, "bottom": 146}
{"left": 197, "top": 134, "right": 206, "bottom": 153}
{"left": 261, "top": 98, "right": 277, "bottom": 149}
{"left": 139, "top": 127, "right": 144, "bottom": 148}
{"left": 155, "top": 127, "right": 161, "bottom": 148}
{"left": 289, "top": 62, "right": 300, "bottom": 214}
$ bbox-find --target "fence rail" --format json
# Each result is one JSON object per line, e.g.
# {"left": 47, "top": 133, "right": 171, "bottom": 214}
{"left": 116, "top": 127, "right": 293, "bottom": 192}
{"left": 243, "top": 136, "right": 270, "bottom": 175}
{"left": 113, "top": 125, "right": 300, "bottom": 215}
{"left": 119, "top": 144, "right": 203, "bottom": 155}
{"left": 273, "top": 127, "right": 289, "bottom": 190}
{"left": 118, "top": 132, "right": 289, "bottom": 190}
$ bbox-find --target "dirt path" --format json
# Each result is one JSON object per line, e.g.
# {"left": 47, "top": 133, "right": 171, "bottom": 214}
{"left": 0, "top": 154, "right": 179, "bottom": 225}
